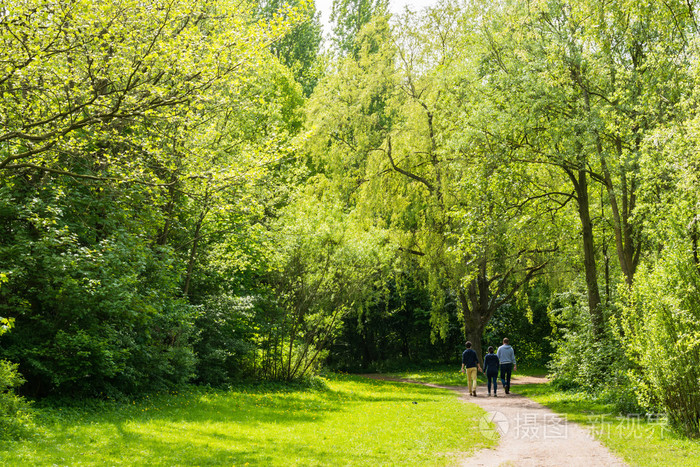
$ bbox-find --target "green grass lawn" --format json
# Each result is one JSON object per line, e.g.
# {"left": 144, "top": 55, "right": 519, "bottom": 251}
{"left": 512, "top": 383, "right": 700, "bottom": 467}
{"left": 1, "top": 374, "right": 495, "bottom": 466}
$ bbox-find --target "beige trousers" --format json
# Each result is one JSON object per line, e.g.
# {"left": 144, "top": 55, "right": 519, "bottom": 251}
{"left": 466, "top": 367, "right": 478, "bottom": 392}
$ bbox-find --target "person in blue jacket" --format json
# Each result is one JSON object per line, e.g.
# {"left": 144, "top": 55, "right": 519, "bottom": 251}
{"left": 482, "top": 346, "right": 500, "bottom": 397}
{"left": 461, "top": 341, "right": 482, "bottom": 397}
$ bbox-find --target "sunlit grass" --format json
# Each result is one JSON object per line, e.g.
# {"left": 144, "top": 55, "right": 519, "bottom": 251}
{"left": 513, "top": 383, "right": 700, "bottom": 467}
{"left": 0, "top": 374, "right": 495, "bottom": 466}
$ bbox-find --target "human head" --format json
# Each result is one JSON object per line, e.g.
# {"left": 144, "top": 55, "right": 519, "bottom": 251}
{"left": 488, "top": 346, "right": 494, "bottom": 353}
{"left": 465, "top": 341, "right": 472, "bottom": 348}
{"left": 503, "top": 338, "right": 509, "bottom": 345}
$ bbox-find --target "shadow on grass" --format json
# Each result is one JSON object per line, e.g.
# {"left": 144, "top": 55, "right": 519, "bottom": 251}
{"left": 103, "top": 422, "right": 403, "bottom": 466}
{"left": 1, "top": 375, "right": 470, "bottom": 466}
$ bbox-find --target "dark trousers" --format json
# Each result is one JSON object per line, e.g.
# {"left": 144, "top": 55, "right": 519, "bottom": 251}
{"left": 487, "top": 373, "right": 498, "bottom": 393}
{"left": 500, "top": 363, "right": 513, "bottom": 389}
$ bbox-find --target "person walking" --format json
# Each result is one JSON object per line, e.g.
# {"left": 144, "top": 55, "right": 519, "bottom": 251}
{"left": 496, "top": 337, "right": 517, "bottom": 394}
{"left": 483, "top": 346, "right": 500, "bottom": 397}
{"left": 461, "top": 341, "right": 482, "bottom": 397}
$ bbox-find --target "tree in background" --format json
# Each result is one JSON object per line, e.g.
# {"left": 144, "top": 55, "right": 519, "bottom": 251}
{"left": 471, "top": 0, "right": 688, "bottom": 337}
{"left": 469, "top": 0, "right": 699, "bottom": 433}
{"left": 621, "top": 25, "right": 700, "bottom": 433}
{"left": 306, "top": 5, "right": 553, "bottom": 360}
{"left": 258, "top": 0, "right": 324, "bottom": 96}
{"left": 331, "top": 0, "right": 388, "bottom": 56}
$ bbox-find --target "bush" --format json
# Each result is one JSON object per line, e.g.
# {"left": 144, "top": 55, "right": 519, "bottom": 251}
{"left": 547, "top": 292, "right": 643, "bottom": 414}
{"left": 0, "top": 165, "right": 204, "bottom": 399}
{"left": 0, "top": 191, "right": 199, "bottom": 398}
{"left": 193, "top": 294, "right": 257, "bottom": 386}
{"left": 624, "top": 248, "right": 700, "bottom": 437}
{"left": 0, "top": 360, "right": 33, "bottom": 439}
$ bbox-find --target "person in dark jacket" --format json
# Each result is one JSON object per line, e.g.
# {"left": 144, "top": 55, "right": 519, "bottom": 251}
{"left": 461, "top": 341, "right": 482, "bottom": 397}
{"left": 482, "top": 346, "right": 500, "bottom": 397}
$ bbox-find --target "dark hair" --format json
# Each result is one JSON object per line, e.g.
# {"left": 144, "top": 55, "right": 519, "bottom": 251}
{"left": 488, "top": 346, "right": 494, "bottom": 353}
{"left": 503, "top": 338, "right": 509, "bottom": 345}
{"left": 465, "top": 341, "right": 472, "bottom": 348}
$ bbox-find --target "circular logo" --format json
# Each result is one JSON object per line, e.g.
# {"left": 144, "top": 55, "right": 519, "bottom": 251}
{"left": 478, "top": 410, "right": 509, "bottom": 440}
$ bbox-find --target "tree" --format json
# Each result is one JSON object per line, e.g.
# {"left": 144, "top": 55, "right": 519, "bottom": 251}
{"left": 620, "top": 11, "right": 700, "bottom": 432}
{"left": 0, "top": 0, "right": 309, "bottom": 396}
{"left": 331, "top": 0, "right": 389, "bottom": 56}
{"left": 471, "top": 0, "right": 691, "bottom": 336}
{"left": 0, "top": 0, "right": 304, "bottom": 179}
{"left": 306, "top": 7, "right": 552, "bottom": 359}
{"left": 258, "top": 0, "right": 324, "bottom": 96}
{"left": 253, "top": 185, "right": 393, "bottom": 380}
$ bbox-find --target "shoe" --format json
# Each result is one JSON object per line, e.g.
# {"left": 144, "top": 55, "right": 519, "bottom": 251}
{"left": 494, "top": 393, "right": 497, "bottom": 397}
{"left": 505, "top": 386, "right": 509, "bottom": 394}
{"left": 487, "top": 393, "right": 491, "bottom": 397}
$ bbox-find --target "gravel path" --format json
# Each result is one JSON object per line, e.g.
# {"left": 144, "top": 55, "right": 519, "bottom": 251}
{"left": 361, "top": 374, "right": 628, "bottom": 467}
{"left": 458, "top": 375, "right": 628, "bottom": 467}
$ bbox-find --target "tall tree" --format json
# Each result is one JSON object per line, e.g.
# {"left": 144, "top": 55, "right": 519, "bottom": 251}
{"left": 471, "top": 0, "right": 692, "bottom": 336}
{"left": 307, "top": 7, "right": 552, "bottom": 357}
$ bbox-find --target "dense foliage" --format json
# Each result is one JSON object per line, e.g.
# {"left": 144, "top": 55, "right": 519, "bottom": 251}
{"left": 1, "top": 0, "right": 700, "bottom": 439}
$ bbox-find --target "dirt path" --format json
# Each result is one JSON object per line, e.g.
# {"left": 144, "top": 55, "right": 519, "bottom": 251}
{"left": 362, "top": 374, "right": 628, "bottom": 467}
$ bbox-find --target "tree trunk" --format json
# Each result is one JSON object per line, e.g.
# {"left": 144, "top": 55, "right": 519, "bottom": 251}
{"left": 465, "top": 328, "right": 484, "bottom": 365}
{"left": 692, "top": 218, "right": 700, "bottom": 275}
{"left": 599, "top": 137, "right": 639, "bottom": 286}
{"left": 459, "top": 288, "right": 484, "bottom": 364}
{"left": 573, "top": 167, "right": 604, "bottom": 338}
{"left": 576, "top": 63, "right": 631, "bottom": 306}
{"left": 157, "top": 177, "right": 178, "bottom": 246}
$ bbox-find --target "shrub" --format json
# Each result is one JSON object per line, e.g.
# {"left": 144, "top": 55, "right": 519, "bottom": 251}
{"left": 193, "top": 294, "right": 257, "bottom": 386}
{"left": 547, "top": 291, "right": 643, "bottom": 414}
{"left": 624, "top": 248, "right": 700, "bottom": 437}
{"left": 0, "top": 359, "right": 33, "bottom": 439}
{"left": 0, "top": 207, "right": 199, "bottom": 397}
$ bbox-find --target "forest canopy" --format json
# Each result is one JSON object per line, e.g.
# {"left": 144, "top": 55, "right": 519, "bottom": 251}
{"left": 1, "top": 0, "right": 699, "bottom": 437}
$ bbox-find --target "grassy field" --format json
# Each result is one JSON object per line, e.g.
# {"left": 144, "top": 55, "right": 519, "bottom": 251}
{"left": 513, "top": 383, "right": 700, "bottom": 467}
{"left": 1, "top": 374, "right": 495, "bottom": 466}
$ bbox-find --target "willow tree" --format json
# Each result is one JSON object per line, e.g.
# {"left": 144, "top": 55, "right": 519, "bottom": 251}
{"left": 306, "top": 6, "right": 552, "bottom": 358}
